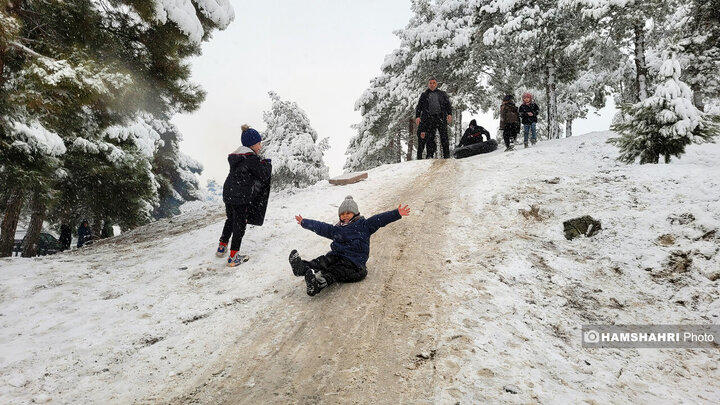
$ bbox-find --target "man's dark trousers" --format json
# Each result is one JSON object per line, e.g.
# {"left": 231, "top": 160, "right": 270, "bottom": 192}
{"left": 417, "top": 114, "right": 450, "bottom": 159}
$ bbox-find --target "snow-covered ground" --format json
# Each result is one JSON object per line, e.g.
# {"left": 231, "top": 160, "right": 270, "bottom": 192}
{"left": 1, "top": 131, "right": 719, "bottom": 403}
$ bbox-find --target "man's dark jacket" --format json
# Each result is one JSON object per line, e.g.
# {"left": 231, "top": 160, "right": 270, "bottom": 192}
{"left": 301, "top": 209, "right": 402, "bottom": 269}
{"left": 415, "top": 89, "right": 453, "bottom": 120}
{"left": 222, "top": 146, "right": 273, "bottom": 224}
{"left": 519, "top": 102, "right": 540, "bottom": 125}
{"left": 77, "top": 224, "right": 91, "bottom": 248}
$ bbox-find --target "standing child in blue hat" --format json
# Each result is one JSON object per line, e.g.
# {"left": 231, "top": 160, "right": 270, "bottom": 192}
{"left": 289, "top": 196, "right": 410, "bottom": 296}
{"left": 216, "top": 124, "right": 272, "bottom": 267}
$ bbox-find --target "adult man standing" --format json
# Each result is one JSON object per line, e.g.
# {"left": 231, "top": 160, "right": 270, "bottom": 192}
{"left": 415, "top": 77, "right": 453, "bottom": 159}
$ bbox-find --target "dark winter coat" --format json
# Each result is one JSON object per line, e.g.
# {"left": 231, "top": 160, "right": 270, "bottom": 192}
{"left": 458, "top": 125, "right": 491, "bottom": 147}
{"left": 59, "top": 224, "right": 72, "bottom": 251}
{"left": 301, "top": 209, "right": 402, "bottom": 269}
{"left": 77, "top": 224, "right": 92, "bottom": 248}
{"left": 499, "top": 101, "right": 520, "bottom": 126}
{"left": 519, "top": 102, "right": 540, "bottom": 125}
{"left": 222, "top": 146, "right": 272, "bottom": 207}
{"left": 415, "top": 89, "right": 453, "bottom": 120}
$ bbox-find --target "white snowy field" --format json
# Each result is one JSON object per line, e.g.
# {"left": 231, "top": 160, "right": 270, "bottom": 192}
{"left": 1, "top": 131, "right": 719, "bottom": 403}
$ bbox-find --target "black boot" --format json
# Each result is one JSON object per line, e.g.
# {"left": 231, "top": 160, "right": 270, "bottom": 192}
{"left": 289, "top": 250, "right": 309, "bottom": 277}
{"left": 305, "top": 269, "right": 328, "bottom": 296}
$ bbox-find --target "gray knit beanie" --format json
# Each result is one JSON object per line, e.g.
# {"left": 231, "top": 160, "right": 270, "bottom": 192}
{"left": 338, "top": 195, "right": 360, "bottom": 216}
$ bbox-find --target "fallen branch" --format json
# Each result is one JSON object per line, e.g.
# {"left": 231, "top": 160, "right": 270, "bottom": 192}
{"left": 9, "top": 40, "right": 48, "bottom": 59}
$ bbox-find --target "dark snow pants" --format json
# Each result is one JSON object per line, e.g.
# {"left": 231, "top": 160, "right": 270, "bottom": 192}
{"left": 417, "top": 114, "right": 450, "bottom": 159}
{"left": 220, "top": 204, "right": 248, "bottom": 251}
{"left": 305, "top": 253, "right": 367, "bottom": 285}
{"left": 503, "top": 122, "right": 520, "bottom": 148}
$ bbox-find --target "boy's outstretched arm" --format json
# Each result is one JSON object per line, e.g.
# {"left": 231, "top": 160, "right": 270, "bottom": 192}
{"left": 366, "top": 204, "right": 410, "bottom": 234}
{"left": 296, "top": 215, "right": 335, "bottom": 239}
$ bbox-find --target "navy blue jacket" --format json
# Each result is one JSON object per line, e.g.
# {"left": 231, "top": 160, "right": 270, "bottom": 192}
{"left": 301, "top": 209, "right": 402, "bottom": 269}
{"left": 223, "top": 146, "right": 272, "bottom": 206}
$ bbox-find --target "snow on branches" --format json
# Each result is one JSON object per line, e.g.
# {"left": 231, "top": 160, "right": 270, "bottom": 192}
{"left": 262, "top": 92, "right": 329, "bottom": 190}
{"left": 610, "top": 51, "right": 719, "bottom": 163}
{"left": 152, "top": 0, "right": 235, "bottom": 43}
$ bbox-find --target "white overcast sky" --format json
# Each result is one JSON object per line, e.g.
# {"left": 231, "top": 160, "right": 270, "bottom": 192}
{"left": 173, "top": 0, "right": 614, "bottom": 183}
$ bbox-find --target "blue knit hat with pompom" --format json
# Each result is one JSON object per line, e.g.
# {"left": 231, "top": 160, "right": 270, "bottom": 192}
{"left": 241, "top": 124, "right": 262, "bottom": 147}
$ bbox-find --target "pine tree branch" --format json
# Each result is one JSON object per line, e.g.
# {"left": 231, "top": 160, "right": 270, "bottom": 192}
{"left": 8, "top": 40, "right": 48, "bottom": 59}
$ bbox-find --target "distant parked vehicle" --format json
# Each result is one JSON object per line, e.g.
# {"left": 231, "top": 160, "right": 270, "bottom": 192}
{"left": 13, "top": 233, "right": 62, "bottom": 257}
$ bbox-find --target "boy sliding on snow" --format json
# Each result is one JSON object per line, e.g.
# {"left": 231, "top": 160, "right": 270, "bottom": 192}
{"left": 289, "top": 196, "right": 410, "bottom": 296}
{"left": 216, "top": 125, "right": 272, "bottom": 267}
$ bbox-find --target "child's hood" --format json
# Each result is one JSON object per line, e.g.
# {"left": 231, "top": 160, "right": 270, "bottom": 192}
{"left": 231, "top": 145, "right": 255, "bottom": 155}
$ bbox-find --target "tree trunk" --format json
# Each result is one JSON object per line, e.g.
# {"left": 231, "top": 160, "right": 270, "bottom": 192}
{"left": 0, "top": 49, "right": 5, "bottom": 88}
{"left": 92, "top": 215, "right": 103, "bottom": 240}
{"left": 0, "top": 188, "right": 25, "bottom": 257}
{"left": 22, "top": 193, "right": 46, "bottom": 258}
{"left": 691, "top": 83, "right": 705, "bottom": 111}
{"left": 633, "top": 23, "right": 648, "bottom": 102}
{"left": 396, "top": 131, "right": 402, "bottom": 163}
{"left": 406, "top": 117, "right": 414, "bottom": 161}
{"left": 455, "top": 111, "right": 463, "bottom": 148}
{"left": 565, "top": 119, "right": 573, "bottom": 138}
{"left": 545, "top": 56, "right": 559, "bottom": 139}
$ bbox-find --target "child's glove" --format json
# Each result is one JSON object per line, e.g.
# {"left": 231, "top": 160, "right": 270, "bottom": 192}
{"left": 262, "top": 158, "right": 272, "bottom": 163}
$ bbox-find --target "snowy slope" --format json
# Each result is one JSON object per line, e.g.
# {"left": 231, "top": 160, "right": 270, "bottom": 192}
{"left": 0, "top": 161, "right": 423, "bottom": 403}
{"left": 1, "top": 132, "right": 719, "bottom": 403}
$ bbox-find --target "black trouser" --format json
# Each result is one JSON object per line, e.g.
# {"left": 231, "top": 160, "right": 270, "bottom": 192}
{"left": 417, "top": 114, "right": 450, "bottom": 159}
{"left": 220, "top": 204, "right": 248, "bottom": 251}
{"left": 305, "top": 253, "right": 367, "bottom": 284}
{"left": 503, "top": 122, "right": 520, "bottom": 148}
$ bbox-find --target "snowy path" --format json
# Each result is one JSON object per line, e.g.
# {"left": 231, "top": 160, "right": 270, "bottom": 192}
{"left": 2, "top": 132, "right": 719, "bottom": 403}
{"left": 156, "top": 159, "right": 462, "bottom": 403}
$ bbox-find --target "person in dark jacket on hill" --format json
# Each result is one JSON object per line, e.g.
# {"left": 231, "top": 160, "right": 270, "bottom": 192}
{"left": 499, "top": 94, "right": 520, "bottom": 151}
{"left": 415, "top": 77, "right": 453, "bottom": 159}
{"left": 458, "top": 119, "right": 491, "bottom": 147}
{"left": 289, "top": 195, "right": 410, "bottom": 296}
{"left": 59, "top": 224, "right": 72, "bottom": 251}
{"left": 77, "top": 221, "right": 92, "bottom": 248}
{"left": 518, "top": 92, "right": 540, "bottom": 147}
{"left": 218, "top": 124, "right": 272, "bottom": 267}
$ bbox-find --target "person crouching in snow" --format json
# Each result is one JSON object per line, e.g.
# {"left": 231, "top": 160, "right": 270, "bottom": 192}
{"left": 458, "top": 119, "right": 491, "bottom": 147}
{"left": 216, "top": 124, "right": 272, "bottom": 267}
{"left": 289, "top": 196, "right": 410, "bottom": 296}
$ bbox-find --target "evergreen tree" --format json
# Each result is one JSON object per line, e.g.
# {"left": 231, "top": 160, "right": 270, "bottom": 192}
{"left": 262, "top": 92, "right": 329, "bottom": 190}
{"left": 152, "top": 123, "right": 204, "bottom": 219}
{"left": 610, "top": 52, "right": 719, "bottom": 164}
{"left": 0, "top": 1, "right": 233, "bottom": 256}
{"left": 675, "top": 0, "right": 720, "bottom": 111}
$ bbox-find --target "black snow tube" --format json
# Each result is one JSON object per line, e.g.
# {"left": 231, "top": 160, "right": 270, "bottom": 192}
{"left": 453, "top": 139, "right": 498, "bottom": 159}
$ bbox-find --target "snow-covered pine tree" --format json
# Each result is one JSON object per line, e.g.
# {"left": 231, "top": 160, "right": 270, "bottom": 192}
{"left": 205, "top": 179, "right": 223, "bottom": 201}
{"left": 1, "top": 1, "right": 234, "bottom": 255}
{"left": 565, "top": 0, "right": 675, "bottom": 103}
{"left": 481, "top": 0, "right": 581, "bottom": 140}
{"left": 152, "top": 123, "right": 204, "bottom": 219}
{"left": 262, "top": 92, "right": 329, "bottom": 190}
{"left": 675, "top": 0, "right": 720, "bottom": 112}
{"left": 347, "top": 0, "right": 484, "bottom": 170}
{"left": 610, "top": 51, "right": 719, "bottom": 164}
